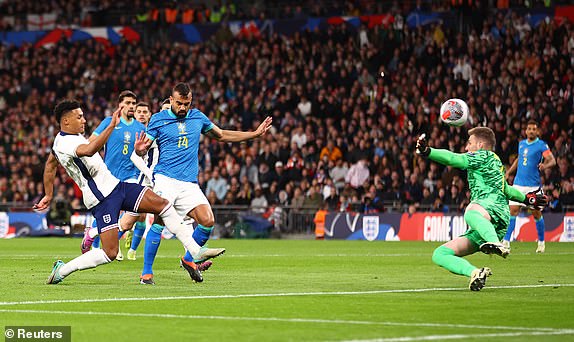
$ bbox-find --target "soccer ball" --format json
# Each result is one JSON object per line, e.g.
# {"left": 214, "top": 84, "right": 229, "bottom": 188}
{"left": 440, "top": 98, "right": 469, "bottom": 127}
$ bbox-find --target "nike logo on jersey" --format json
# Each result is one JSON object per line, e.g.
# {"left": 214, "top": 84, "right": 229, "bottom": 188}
{"left": 114, "top": 127, "right": 121, "bottom": 129}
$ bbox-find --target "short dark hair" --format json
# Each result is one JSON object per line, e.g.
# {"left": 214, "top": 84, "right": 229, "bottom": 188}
{"left": 172, "top": 82, "right": 191, "bottom": 97}
{"left": 468, "top": 126, "right": 496, "bottom": 150}
{"left": 118, "top": 90, "right": 137, "bottom": 103}
{"left": 54, "top": 100, "right": 81, "bottom": 123}
{"left": 135, "top": 102, "right": 151, "bottom": 111}
{"left": 527, "top": 120, "right": 538, "bottom": 127}
{"left": 161, "top": 98, "right": 170, "bottom": 106}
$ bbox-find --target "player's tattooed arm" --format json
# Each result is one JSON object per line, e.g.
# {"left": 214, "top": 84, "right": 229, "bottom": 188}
{"left": 204, "top": 125, "right": 224, "bottom": 140}
{"left": 539, "top": 152, "right": 556, "bottom": 171}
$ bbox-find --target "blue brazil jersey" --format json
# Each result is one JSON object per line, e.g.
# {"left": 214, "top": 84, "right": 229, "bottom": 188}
{"left": 146, "top": 108, "right": 214, "bottom": 183}
{"left": 514, "top": 138, "right": 550, "bottom": 187}
{"left": 93, "top": 116, "right": 146, "bottom": 181}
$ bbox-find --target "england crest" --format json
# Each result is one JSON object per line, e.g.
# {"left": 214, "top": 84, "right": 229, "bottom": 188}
{"left": 363, "top": 216, "right": 379, "bottom": 241}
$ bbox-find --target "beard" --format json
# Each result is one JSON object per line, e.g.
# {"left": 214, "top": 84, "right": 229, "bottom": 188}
{"left": 172, "top": 106, "right": 187, "bottom": 117}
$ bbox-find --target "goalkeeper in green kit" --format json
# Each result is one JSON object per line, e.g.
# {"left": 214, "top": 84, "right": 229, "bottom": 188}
{"left": 415, "top": 127, "right": 548, "bottom": 291}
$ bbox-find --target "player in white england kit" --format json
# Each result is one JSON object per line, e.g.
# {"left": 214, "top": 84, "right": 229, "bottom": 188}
{"left": 36, "top": 100, "right": 214, "bottom": 284}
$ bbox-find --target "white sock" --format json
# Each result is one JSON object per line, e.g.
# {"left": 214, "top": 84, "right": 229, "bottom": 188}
{"left": 159, "top": 204, "right": 201, "bottom": 257}
{"left": 59, "top": 248, "right": 111, "bottom": 277}
{"left": 88, "top": 227, "right": 98, "bottom": 238}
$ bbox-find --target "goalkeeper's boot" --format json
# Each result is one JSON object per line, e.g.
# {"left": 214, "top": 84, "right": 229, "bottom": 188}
{"left": 81, "top": 228, "right": 95, "bottom": 254}
{"left": 127, "top": 249, "right": 137, "bottom": 261}
{"left": 198, "top": 260, "right": 213, "bottom": 272}
{"left": 536, "top": 241, "right": 545, "bottom": 253}
{"left": 479, "top": 242, "right": 510, "bottom": 259}
{"left": 46, "top": 260, "right": 65, "bottom": 284}
{"left": 116, "top": 246, "right": 124, "bottom": 261}
{"left": 180, "top": 258, "right": 203, "bottom": 283}
{"left": 194, "top": 247, "right": 226, "bottom": 263}
{"left": 469, "top": 267, "right": 492, "bottom": 291}
{"left": 140, "top": 274, "right": 155, "bottom": 285}
{"left": 124, "top": 230, "right": 133, "bottom": 249}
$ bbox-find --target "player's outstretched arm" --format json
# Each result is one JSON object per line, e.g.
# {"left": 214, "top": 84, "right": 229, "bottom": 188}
{"left": 415, "top": 134, "right": 468, "bottom": 169}
{"left": 206, "top": 116, "right": 272, "bottom": 142}
{"left": 33, "top": 153, "right": 59, "bottom": 211}
{"left": 76, "top": 106, "right": 122, "bottom": 157}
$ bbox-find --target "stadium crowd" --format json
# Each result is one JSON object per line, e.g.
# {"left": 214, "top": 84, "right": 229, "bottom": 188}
{"left": 0, "top": 5, "right": 573, "bottom": 221}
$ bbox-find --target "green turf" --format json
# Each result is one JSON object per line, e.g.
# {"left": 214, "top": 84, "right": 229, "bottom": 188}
{"left": 0, "top": 238, "right": 573, "bottom": 341}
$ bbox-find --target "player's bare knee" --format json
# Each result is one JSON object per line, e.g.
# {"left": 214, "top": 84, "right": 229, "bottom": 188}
{"left": 509, "top": 206, "right": 520, "bottom": 216}
{"left": 200, "top": 217, "right": 215, "bottom": 228}
{"left": 155, "top": 198, "right": 170, "bottom": 214}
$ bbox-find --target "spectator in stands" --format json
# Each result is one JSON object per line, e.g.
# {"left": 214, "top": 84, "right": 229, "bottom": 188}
{"left": 0, "top": 3, "right": 572, "bottom": 219}
{"left": 250, "top": 185, "right": 268, "bottom": 214}
{"left": 345, "top": 157, "right": 370, "bottom": 191}
{"left": 205, "top": 168, "right": 228, "bottom": 203}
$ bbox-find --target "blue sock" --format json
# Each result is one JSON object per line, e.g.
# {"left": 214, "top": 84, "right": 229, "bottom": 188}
{"left": 183, "top": 250, "right": 194, "bottom": 262}
{"left": 142, "top": 224, "right": 163, "bottom": 276}
{"left": 504, "top": 216, "right": 517, "bottom": 241}
{"left": 193, "top": 225, "right": 213, "bottom": 247}
{"left": 535, "top": 217, "right": 545, "bottom": 242}
{"left": 184, "top": 225, "right": 214, "bottom": 262}
{"left": 130, "top": 221, "right": 146, "bottom": 251}
{"left": 92, "top": 236, "right": 100, "bottom": 248}
{"left": 118, "top": 230, "right": 126, "bottom": 239}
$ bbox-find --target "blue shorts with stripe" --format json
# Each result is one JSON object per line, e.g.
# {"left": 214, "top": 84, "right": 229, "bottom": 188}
{"left": 91, "top": 182, "right": 148, "bottom": 234}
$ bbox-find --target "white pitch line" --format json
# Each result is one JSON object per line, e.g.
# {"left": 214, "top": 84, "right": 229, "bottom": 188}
{"left": 343, "top": 329, "right": 574, "bottom": 342}
{"left": 0, "top": 284, "right": 572, "bottom": 307}
{"left": 4, "top": 251, "right": 574, "bottom": 259}
{"left": 0, "top": 309, "right": 568, "bottom": 333}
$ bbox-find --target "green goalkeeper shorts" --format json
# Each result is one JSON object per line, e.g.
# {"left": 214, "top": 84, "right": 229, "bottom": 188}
{"left": 460, "top": 199, "right": 510, "bottom": 248}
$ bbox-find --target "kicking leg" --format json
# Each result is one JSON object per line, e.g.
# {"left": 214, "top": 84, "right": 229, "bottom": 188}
{"left": 183, "top": 204, "right": 225, "bottom": 266}
{"left": 136, "top": 189, "right": 203, "bottom": 282}
{"left": 47, "top": 228, "right": 117, "bottom": 284}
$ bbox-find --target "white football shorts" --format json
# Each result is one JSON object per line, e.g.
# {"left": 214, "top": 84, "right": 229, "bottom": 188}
{"left": 153, "top": 174, "right": 210, "bottom": 217}
{"left": 509, "top": 185, "right": 541, "bottom": 207}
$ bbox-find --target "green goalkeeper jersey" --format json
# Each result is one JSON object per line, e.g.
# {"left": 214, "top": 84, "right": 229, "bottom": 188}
{"left": 427, "top": 148, "right": 525, "bottom": 207}
{"left": 465, "top": 150, "right": 506, "bottom": 205}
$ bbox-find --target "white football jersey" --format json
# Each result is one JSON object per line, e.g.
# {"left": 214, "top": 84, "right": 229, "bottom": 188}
{"left": 52, "top": 132, "right": 120, "bottom": 209}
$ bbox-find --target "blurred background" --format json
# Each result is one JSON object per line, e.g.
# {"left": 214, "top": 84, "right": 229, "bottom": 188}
{"left": 0, "top": 0, "right": 572, "bottom": 240}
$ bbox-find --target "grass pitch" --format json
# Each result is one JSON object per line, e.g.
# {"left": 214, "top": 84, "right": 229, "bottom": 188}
{"left": 0, "top": 238, "right": 573, "bottom": 341}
